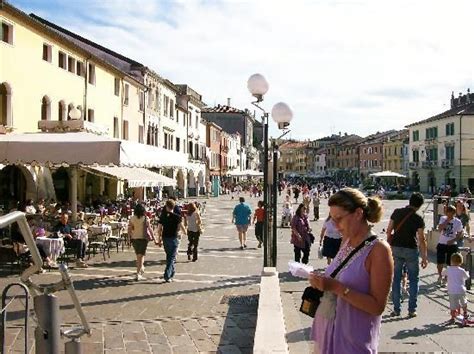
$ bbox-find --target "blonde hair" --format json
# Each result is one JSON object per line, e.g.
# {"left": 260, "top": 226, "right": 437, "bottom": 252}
{"left": 450, "top": 253, "right": 463, "bottom": 265}
{"left": 328, "top": 188, "right": 383, "bottom": 223}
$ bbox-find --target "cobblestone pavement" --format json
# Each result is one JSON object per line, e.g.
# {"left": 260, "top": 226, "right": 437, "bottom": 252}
{"left": 1, "top": 195, "right": 263, "bottom": 353}
{"left": 277, "top": 198, "right": 474, "bottom": 354}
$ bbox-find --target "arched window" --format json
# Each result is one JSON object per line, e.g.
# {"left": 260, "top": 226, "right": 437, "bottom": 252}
{"left": 0, "top": 82, "right": 12, "bottom": 126}
{"left": 58, "top": 100, "right": 66, "bottom": 121}
{"left": 41, "top": 96, "right": 51, "bottom": 121}
{"left": 67, "top": 103, "right": 74, "bottom": 120}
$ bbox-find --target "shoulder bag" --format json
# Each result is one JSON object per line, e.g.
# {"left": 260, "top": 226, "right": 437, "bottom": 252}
{"left": 387, "top": 209, "right": 415, "bottom": 245}
{"left": 300, "top": 235, "right": 377, "bottom": 317}
{"left": 143, "top": 216, "right": 155, "bottom": 242}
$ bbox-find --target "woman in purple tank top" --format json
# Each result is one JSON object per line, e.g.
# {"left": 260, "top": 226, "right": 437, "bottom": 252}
{"left": 309, "top": 188, "right": 393, "bottom": 354}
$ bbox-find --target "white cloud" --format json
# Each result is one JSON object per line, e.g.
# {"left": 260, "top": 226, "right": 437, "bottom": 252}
{"left": 14, "top": 0, "right": 474, "bottom": 138}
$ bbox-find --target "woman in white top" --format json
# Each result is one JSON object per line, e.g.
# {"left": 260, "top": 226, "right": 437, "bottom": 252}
{"left": 128, "top": 203, "right": 153, "bottom": 280}
{"left": 183, "top": 203, "right": 202, "bottom": 262}
{"left": 319, "top": 215, "right": 342, "bottom": 265}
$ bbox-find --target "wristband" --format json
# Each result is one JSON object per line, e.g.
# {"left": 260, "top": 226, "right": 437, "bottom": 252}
{"left": 343, "top": 287, "right": 351, "bottom": 296}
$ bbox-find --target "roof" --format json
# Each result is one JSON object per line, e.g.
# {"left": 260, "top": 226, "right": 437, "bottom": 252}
{"left": 202, "top": 105, "right": 246, "bottom": 114}
{"left": 406, "top": 93, "right": 474, "bottom": 128}
{"left": 279, "top": 141, "right": 310, "bottom": 150}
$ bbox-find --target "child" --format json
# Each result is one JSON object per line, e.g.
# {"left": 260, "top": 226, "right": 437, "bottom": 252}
{"left": 252, "top": 201, "right": 264, "bottom": 248}
{"left": 443, "top": 253, "right": 469, "bottom": 325}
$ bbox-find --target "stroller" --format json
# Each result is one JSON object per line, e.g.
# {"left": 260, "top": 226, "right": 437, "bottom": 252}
{"left": 281, "top": 202, "right": 293, "bottom": 228}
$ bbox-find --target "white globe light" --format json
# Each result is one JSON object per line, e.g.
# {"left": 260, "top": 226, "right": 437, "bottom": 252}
{"left": 69, "top": 106, "right": 82, "bottom": 120}
{"left": 271, "top": 102, "right": 293, "bottom": 123}
{"left": 247, "top": 73, "right": 269, "bottom": 97}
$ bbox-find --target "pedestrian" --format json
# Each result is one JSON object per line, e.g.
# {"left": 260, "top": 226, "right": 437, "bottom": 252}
{"left": 319, "top": 215, "right": 342, "bottom": 265}
{"left": 455, "top": 200, "right": 470, "bottom": 248}
{"left": 436, "top": 205, "right": 463, "bottom": 285}
{"left": 128, "top": 203, "right": 154, "bottom": 281}
{"left": 232, "top": 197, "right": 252, "bottom": 249}
{"left": 183, "top": 202, "right": 202, "bottom": 262}
{"left": 252, "top": 200, "right": 264, "bottom": 248}
{"left": 386, "top": 192, "right": 428, "bottom": 317}
{"left": 156, "top": 199, "right": 187, "bottom": 282}
{"left": 290, "top": 203, "right": 312, "bottom": 264}
{"left": 309, "top": 188, "right": 393, "bottom": 354}
{"left": 312, "top": 193, "right": 321, "bottom": 221}
{"left": 303, "top": 194, "right": 311, "bottom": 213}
{"left": 293, "top": 186, "right": 300, "bottom": 203}
{"left": 443, "top": 253, "right": 470, "bottom": 325}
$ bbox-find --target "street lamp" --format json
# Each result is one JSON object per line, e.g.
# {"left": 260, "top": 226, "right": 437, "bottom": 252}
{"left": 248, "top": 74, "right": 292, "bottom": 267}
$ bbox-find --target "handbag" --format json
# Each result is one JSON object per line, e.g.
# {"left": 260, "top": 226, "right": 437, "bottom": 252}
{"left": 300, "top": 235, "right": 377, "bottom": 317}
{"left": 143, "top": 216, "right": 154, "bottom": 242}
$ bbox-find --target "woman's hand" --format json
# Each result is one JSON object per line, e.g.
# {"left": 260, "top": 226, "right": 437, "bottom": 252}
{"left": 309, "top": 272, "right": 342, "bottom": 293}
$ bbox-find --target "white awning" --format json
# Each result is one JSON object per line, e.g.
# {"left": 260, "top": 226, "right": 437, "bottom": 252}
{"left": 84, "top": 166, "right": 176, "bottom": 187}
{"left": 227, "top": 169, "right": 263, "bottom": 177}
{"left": 0, "top": 132, "right": 188, "bottom": 168}
{"left": 369, "top": 171, "right": 407, "bottom": 178}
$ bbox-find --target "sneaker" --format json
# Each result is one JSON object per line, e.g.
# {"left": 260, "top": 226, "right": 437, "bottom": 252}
{"left": 257, "top": 242, "right": 262, "bottom": 248}
{"left": 75, "top": 260, "right": 88, "bottom": 268}
{"left": 408, "top": 311, "right": 417, "bottom": 318}
{"left": 390, "top": 310, "right": 400, "bottom": 317}
{"left": 244, "top": 244, "right": 247, "bottom": 248}
{"left": 187, "top": 254, "right": 192, "bottom": 261}
{"left": 240, "top": 246, "right": 244, "bottom": 250}
{"left": 139, "top": 266, "right": 145, "bottom": 275}
{"left": 447, "top": 318, "right": 456, "bottom": 325}
{"left": 164, "top": 278, "right": 173, "bottom": 283}
{"left": 135, "top": 273, "right": 145, "bottom": 281}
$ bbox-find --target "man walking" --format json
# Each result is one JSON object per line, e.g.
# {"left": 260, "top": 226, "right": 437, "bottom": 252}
{"left": 156, "top": 199, "right": 186, "bottom": 282}
{"left": 386, "top": 192, "right": 428, "bottom": 317}
{"left": 232, "top": 197, "right": 252, "bottom": 249}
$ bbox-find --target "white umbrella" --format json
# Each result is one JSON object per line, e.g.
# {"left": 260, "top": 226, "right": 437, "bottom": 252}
{"left": 369, "top": 171, "right": 407, "bottom": 178}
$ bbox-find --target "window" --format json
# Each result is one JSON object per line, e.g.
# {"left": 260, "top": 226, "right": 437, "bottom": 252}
{"left": 412, "top": 130, "right": 419, "bottom": 141}
{"left": 76, "top": 62, "right": 84, "bottom": 77}
{"left": 445, "top": 145, "right": 455, "bottom": 160}
{"left": 163, "top": 96, "right": 169, "bottom": 116}
{"left": 196, "top": 115, "right": 199, "bottom": 128}
{"left": 425, "top": 127, "right": 438, "bottom": 140}
{"left": 170, "top": 99, "right": 174, "bottom": 118}
{"left": 58, "top": 101, "right": 66, "bottom": 121}
{"left": 413, "top": 150, "right": 419, "bottom": 162}
{"left": 58, "top": 51, "right": 67, "bottom": 69}
{"left": 113, "top": 117, "right": 119, "bottom": 138}
{"left": 446, "top": 122, "right": 455, "bottom": 136}
{"left": 88, "top": 63, "right": 96, "bottom": 85}
{"left": 122, "top": 120, "right": 129, "bottom": 140}
{"left": 124, "top": 84, "right": 129, "bottom": 105}
{"left": 1, "top": 21, "right": 13, "bottom": 44}
{"left": 87, "top": 109, "right": 94, "bottom": 123}
{"left": 114, "top": 78, "right": 120, "bottom": 96}
{"left": 176, "top": 137, "right": 180, "bottom": 152}
{"left": 139, "top": 90, "right": 144, "bottom": 112}
{"left": 148, "top": 90, "right": 154, "bottom": 108}
{"left": 155, "top": 90, "right": 159, "bottom": 111}
{"left": 67, "top": 56, "right": 75, "bottom": 74}
{"left": 138, "top": 125, "right": 144, "bottom": 143}
{"left": 41, "top": 96, "right": 51, "bottom": 121}
{"left": 42, "top": 44, "right": 52, "bottom": 62}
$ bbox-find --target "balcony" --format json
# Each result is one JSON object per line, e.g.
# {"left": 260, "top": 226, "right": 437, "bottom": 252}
{"left": 408, "top": 161, "right": 419, "bottom": 169}
{"left": 38, "top": 120, "right": 109, "bottom": 135}
{"left": 0, "top": 125, "right": 14, "bottom": 134}
{"left": 421, "top": 160, "right": 437, "bottom": 169}
{"left": 441, "top": 159, "right": 454, "bottom": 168}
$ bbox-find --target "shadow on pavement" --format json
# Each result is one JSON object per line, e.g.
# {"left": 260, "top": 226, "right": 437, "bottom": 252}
{"left": 90, "top": 259, "right": 166, "bottom": 268}
{"left": 391, "top": 321, "right": 454, "bottom": 339}
{"left": 286, "top": 327, "right": 311, "bottom": 344}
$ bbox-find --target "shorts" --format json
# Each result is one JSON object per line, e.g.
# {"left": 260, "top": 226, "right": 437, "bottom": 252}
{"left": 436, "top": 243, "right": 458, "bottom": 265}
{"left": 236, "top": 224, "right": 249, "bottom": 233}
{"left": 132, "top": 239, "right": 148, "bottom": 255}
{"left": 322, "top": 237, "right": 342, "bottom": 259}
{"left": 449, "top": 293, "right": 467, "bottom": 310}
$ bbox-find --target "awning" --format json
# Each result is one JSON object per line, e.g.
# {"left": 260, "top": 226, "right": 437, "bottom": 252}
{"left": 369, "top": 171, "right": 407, "bottom": 178}
{"left": 0, "top": 132, "right": 188, "bottom": 168}
{"left": 84, "top": 166, "right": 177, "bottom": 187}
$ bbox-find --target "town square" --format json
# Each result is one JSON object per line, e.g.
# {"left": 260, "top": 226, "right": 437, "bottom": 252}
{"left": 1, "top": 0, "right": 473, "bottom": 353}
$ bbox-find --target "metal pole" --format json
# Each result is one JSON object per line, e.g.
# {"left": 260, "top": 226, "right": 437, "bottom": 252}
{"left": 34, "top": 294, "right": 61, "bottom": 354}
{"left": 272, "top": 145, "right": 278, "bottom": 267}
{"left": 1, "top": 283, "right": 30, "bottom": 354}
{"left": 263, "top": 115, "right": 269, "bottom": 267}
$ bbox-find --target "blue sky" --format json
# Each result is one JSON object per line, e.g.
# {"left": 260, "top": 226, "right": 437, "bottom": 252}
{"left": 9, "top": 0, "right": 474, "bottom": 139}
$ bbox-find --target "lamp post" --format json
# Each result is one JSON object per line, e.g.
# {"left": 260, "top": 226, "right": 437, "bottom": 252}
{"left": 247, "top": 74, "right": 292, "bottom": 267}
{"left": 68, "top": 105, "right": 81, "bottom": 223}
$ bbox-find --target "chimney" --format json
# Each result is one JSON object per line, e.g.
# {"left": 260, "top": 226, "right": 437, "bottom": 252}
{"left": 458, "top": 92, "right": 462, "bottom": 105}
{"left": 227, "top": 98, "right": 231, "bottom": 107}
{"left": 451, "top": 91, "right": 455, "bottom": 108}
{"left": 468, "top": 88, "right": 471, "bottom": 104}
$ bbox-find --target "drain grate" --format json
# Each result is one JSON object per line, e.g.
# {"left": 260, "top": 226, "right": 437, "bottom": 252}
{"left": 220, "top": 294, "right": 259, "bottom": 306}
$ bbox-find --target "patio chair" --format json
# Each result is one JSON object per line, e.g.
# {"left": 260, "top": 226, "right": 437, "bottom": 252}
{"left": 107, "top": 224, "right": 123, "bottom": 252}
{"left": 87, "top": 229, "right": 110, "bottom": 261}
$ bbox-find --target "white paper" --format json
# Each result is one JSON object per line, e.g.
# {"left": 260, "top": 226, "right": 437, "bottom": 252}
{"left": 288, "top": 261, "right": 314, "bottom": 278}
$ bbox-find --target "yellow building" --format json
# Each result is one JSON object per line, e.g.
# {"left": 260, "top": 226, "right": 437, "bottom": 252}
{"left": 383, "top": 130, "right": 408, "bottom": 174}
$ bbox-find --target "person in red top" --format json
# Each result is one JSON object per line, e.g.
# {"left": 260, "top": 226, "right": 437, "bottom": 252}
{"left": 253, "top": 200, "right": 265, "bottom": 248}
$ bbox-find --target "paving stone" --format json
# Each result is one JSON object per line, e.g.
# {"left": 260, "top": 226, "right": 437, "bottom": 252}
{"left": 144, "top": 323, "right": 165, "bottom": 335}
{"left": 167, "top": 334, "right": 194, "bottom": 346}
{"left": 162, "top": 321, "right": 186, "bottom": 336}
{"left": 171, "top": 344, "right": 198, "bottom": 353}
{"left": 123, "top": 330, "right": 147, "bottom": 342}
{"left": 188, "top": 328, "right": 210, "bottom": 341}
{"left": 80, "top": 342, "right": 104, "bottom": 353}
{"left": 146, "top": 333, "right": 169, "bottom": 345}
{"left": 182, "top": 319, "right": 202, "bottom": 331}
{"left": 194, "top": 338, "right": 218, "bottom": 352}
{"left": 151, "top": 344, "right": 172, "bottom": 354}
{"left": 125, "top": 340, "right": 151, "bottom": 351}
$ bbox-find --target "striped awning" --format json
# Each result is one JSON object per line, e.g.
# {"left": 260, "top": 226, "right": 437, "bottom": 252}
{"left": 84, "top": 166, "right": 176, "bottom": 187}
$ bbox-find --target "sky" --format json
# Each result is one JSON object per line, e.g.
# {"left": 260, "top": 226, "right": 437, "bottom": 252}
{"left": 10, "top": 0, "right": 474, "bottom": 139}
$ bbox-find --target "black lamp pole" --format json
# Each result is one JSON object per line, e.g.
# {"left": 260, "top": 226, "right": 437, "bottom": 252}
{"left": 262, "top": 114, "right": 269, "bottom": 267}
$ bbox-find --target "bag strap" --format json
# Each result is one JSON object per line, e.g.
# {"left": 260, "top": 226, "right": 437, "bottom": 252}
{"left": 393, "top": 209, "right": 415, "bottom": 234}
{"left": 329, "top": 235, "right": 377, "bottom": 278}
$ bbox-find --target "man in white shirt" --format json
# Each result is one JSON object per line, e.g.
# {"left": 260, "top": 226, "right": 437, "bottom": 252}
{"left": 436, "top": 205, "right": 463, "bottom": 285}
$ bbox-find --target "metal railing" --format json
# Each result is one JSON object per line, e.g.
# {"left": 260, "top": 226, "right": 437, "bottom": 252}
{"left": 0, "top": 211, "right": 91, "bottom": 353}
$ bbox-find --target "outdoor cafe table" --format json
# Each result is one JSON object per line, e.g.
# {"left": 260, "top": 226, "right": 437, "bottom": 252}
{"left": 88, "top": 224, "right": 112, "bottom": 236}
{"left": 36, "top": 236, "right": 65, "bottom": 261}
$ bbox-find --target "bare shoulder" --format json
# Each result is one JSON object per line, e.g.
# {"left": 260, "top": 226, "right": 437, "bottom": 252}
{"left": 366, "top": 239, "right": 392, "bottom": 268}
